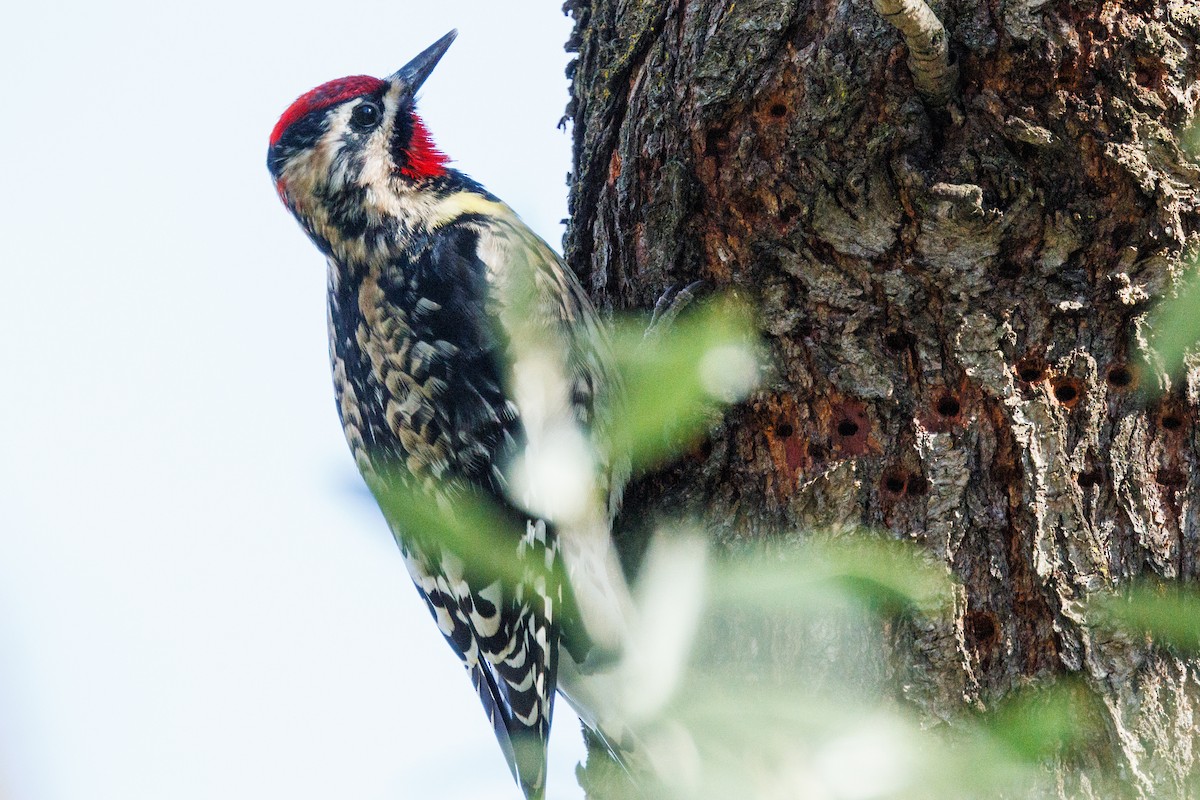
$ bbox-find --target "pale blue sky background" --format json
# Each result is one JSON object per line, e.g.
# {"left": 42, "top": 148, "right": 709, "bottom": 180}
{"left": 0, "top": 3, "right": 586, "bottom": 798}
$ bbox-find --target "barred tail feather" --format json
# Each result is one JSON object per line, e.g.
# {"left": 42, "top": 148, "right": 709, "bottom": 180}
{"left": 469, "top": 659, "right": 553, "bottom": 800}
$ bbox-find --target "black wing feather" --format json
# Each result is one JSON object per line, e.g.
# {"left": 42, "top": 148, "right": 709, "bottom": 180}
{"left": 367, "top": 222, "right": 572, "bottom": 799}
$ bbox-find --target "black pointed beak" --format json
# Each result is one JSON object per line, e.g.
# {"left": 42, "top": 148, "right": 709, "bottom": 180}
{"left": 390, "top": 30, "right": 457, "bottom": 92}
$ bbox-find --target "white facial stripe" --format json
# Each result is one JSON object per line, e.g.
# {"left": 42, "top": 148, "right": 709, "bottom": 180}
{"left": 356, "top": 82, "right": 405, "bottom": 188}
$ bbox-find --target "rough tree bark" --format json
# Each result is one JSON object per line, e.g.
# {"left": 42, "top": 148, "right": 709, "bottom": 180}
{"left": 561, "top": 0, "right": 1200, "bottom": 796}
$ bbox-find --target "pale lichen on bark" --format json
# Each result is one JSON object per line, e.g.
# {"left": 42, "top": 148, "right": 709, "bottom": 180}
{"left": 871, "top": 0, "right": 959, "bottom": 105}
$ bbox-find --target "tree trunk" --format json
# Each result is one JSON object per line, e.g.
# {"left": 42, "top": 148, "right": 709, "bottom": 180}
{"left": 562, "top": 0, "right": 1200, "bottom": 796}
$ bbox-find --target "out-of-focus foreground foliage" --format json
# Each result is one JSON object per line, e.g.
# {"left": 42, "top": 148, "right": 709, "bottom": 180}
{"left": 381, "top": 292, "right": 1200, "bottom": 799}
{"left": 1141, "top": 120, "right": 1200, "bottom": 379}
{"left": 1143, "top": 261, "right": 1200, "bottom": 379}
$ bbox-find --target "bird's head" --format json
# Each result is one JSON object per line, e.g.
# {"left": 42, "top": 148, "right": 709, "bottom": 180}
{"left": 267, "top": 30, "right": 457, "bottom": 227}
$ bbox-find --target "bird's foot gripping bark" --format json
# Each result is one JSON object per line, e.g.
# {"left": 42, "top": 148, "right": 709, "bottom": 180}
{"left": 645, "top": 280, "right": 706, "bottom": 339}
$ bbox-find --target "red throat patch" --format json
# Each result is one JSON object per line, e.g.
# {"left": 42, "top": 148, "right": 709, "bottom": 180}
{"left": 270, "top": 75, "right": 386, "bottom": 146}
{"left": 401, "top": 113, "right": 449, "bottom": 180}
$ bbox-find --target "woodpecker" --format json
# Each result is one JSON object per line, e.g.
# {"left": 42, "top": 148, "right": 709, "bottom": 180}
{"left": 267, "top": 31, "right": 634, "bottom": 799}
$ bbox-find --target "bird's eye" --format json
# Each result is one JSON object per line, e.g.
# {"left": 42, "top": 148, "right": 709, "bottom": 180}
{"left": 350, "top": 100, "right": 382, "bottom": 132}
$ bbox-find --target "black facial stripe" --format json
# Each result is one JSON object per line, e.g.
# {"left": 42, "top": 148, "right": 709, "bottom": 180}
{"left": 266, "top": 90, "right": 389, "bottom": 178}
{"left": 389, "top": 100, "right": 416, "bottom": 169}
{"left": 267, "top": 111, "right": 329, "bottom": 177}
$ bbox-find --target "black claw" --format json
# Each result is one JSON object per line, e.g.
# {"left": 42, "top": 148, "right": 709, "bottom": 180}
{"left": 651, "top": 285, "right": 677, "bottom": 319}
{"left": 647, "top": 280, "right": 708, "bottom": 337}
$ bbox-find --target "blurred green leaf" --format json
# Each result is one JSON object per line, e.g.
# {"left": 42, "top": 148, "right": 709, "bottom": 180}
{"left": 662, "top": 680, "right": 930, "bottom": 800}
{"left": 646, "top": 675, "right": 1105, "bottom": 800}
{"left": 1136, "top": 116, "right": 1199, "bottom": 379}
{"left": 710, "top": 537, "right": 955, "bottom": 617}
{"left": 1091, "top": 581, "right": 1200, "bottom": 651}
{"left": 1143, "top": 258, "right": 1200, "bottom": 378}
{"left": 369, "top": 473, "right": 529, "bottom": 587}
{"left": 978, "top": 679, "right": 1104, "bottom": 764}
{"left": 608, "top": 295, "right": 762, "bottom": 470}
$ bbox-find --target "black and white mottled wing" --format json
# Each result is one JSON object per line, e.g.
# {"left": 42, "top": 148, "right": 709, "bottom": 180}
{"left": 328, "top": 216, "right": 581, "bottom": 799}
{"left": 393, "top": 513, "right": 560, "bottom": 799}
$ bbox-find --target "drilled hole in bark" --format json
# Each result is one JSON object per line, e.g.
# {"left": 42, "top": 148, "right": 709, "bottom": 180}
{"left": 883, "top": 331, "right": 913, "bottom": 352}
{"left": 1157, "top": 469, "right": 1186, "bottom": 487}
{"left": 1015, "top": 357, "right": 1045, "bottom": 383}
{"left": 1135, "top": 66, "right": 1157, "bottom": 88}
{"left": 1052, "top": 378, "right": 1084, "bottom": 408}
{"left": 776, "top": 423, "right": 795, "bottom": 438}
{"left": 705, "top": 128, "right": 730, "bottom": 156}
{"left": 906, "top": 475, "right": 929, "bottom": 495}
{"left": 769, "top": 103, "right": 788, "bottom": 118}
{"left": 1018, "top": 367, "right": 1044, "bottom": 383}
{"left": 836, "top": 419, "right": 860, "bottom": 438}
{"left": 1081, "top": 18, "right": 1109, "bottom": 41}
{"left": 882, "top": 471, "right": 907, "bottom": 495}
{"left": 1161, "top": 413, "right": 1185, "bottom": 432}
{"left": 1077, "top": 471, "right": 1102, "bottom": 489}
{"left": 964, "top": 611, "right": 999, "bottom": 649}
{"left": 935, "top": 395, "right": 962, "bottom": 418}
{"left": 997, "top": 262, "right": 1021, "bottom": 279}
{"left": 992, "top": 463, "right": 1018, "bottom": 483}
{"left": 1106, "top": 365, "right": 1135, "bottom": 390}
{"left": 808, "top": 443, "right": 827, "bottom": 460}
